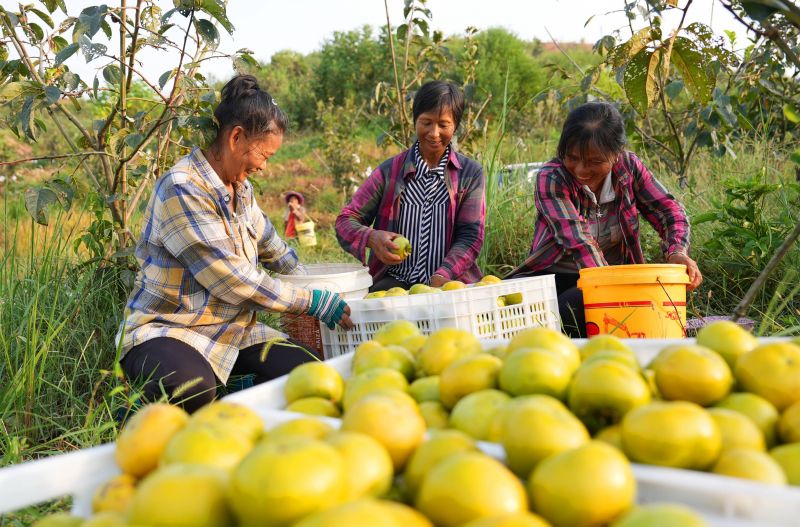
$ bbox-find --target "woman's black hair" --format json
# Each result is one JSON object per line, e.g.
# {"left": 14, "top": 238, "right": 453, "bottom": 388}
{"left": 556, "top": 102, "right": 627, "bottom": 161}
{"left": 412, "top": 80, "right": 465, "bottom": 129}
{"left": 214, "top": 74, "right": 288, "bottom": 137}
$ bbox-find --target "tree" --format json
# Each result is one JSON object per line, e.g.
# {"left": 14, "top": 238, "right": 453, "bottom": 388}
{"left": 0, "top": 0, "right": 255, "bottom": 260}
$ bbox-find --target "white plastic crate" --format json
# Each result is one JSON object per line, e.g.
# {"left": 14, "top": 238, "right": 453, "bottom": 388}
{"left": 321, "top": 275, "right": 560, "bottom": 358}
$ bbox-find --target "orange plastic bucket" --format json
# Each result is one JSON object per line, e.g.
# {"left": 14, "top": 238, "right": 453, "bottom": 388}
{"left": 577, "top": 264, "right": 690, "bottom": 339}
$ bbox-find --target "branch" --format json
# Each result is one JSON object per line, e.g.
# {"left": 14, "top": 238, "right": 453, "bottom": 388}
{"left": 545, "top": 26, "right": 585, "bottom": 76}
{"left": 383, "top": 0, "right": 408, "bottom": 144}
{"left": 0, "top": 151, "right": 113, "bottom": 167}
{"left": 731, "top": 219, "right": 800, "bottom": 323}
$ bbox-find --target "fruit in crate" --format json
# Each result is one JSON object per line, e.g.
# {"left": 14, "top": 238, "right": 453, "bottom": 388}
{"left": 115, "top": 402, "right": 189, "bottom": 478}
{"left": 190, "top": 401, "right": 264, "bottom": 443}
{"left": 499, "top": 348, "right": 574, "bottom": 399}
{"left": 696, "top": 319, "right": 759, "bottom": 369}
{"left": 91, "top": 474, "right": 137, "bottom": 514}
{"left": 450, "top": 389, "right": 511, "bottom": 441}
{"left": 266, "top": 417, "right": 334, "bottom": 443}
{"left": 711, "top": 448, "right": 787, "bottom": 485}
{"left": 286, "top": 397, "right": 341, "bottom": 417}
{"left": 507, "top": 327, "right": 581, "bottom": 372}
{"left": 284, "top": 362, "right": 344, "bottom": 405}
{"left": 353, "top": 343, "right": 416, "bottom": 381}
{"left": 292, "top": 499, "right": 433, "bottom": 527}
{"left": 160, "top": 422, "right": 253, "bottom": 471}
{"left": 409, "top": 283, "right": 438, "bottom": 294}
{"left": 735, "top": 340, "right": 800, "bottom": 410}
{"left": 529, "top": 441, "right": 636, "bottom": 527}
{"left": 778, "top": 400, "right": 800, "bottom": 443}
{"left": 610, "top": 504, "right": 710, "bottom": 527}
{"left": 416, "top": 327, "right": 482, "bottom": 376}
{"left": 503, "top": 292, "right": 523, "bottom": 305}
{"left": 707, "top": 407, "right": 765, "bottom": 452}
{"left": 459, "top": 513, "right": 552, "bottom": 527}
{"left": 419, "top": 400, "right": 449, "bottom": 429}
{"left": 326, "top": 431, "right": 394, "bottom": 500}
{"left": 476, "top": 274, "right": 502, "bottom": 286}
{"left": 392, "top": 236, "right": 413, "bottom": 259}
{"left": 715, "top": 392, "right": 780, "bottom": 447}
{"left": 408, "top": 375, "right": 440, "bottom": 403}
{"left": 769, "top": 443, "right": 800, "bottom": 484}
{"left": 364, "top": 290, "right": 386, "bottom": 299}
{"left": 442, "top": 280, "right": 466, "bottom": 291}
{"left": 579, "top": 334, "right": 633, "bottom": 361}
{"left": 439, "top": 353, "right": 503, "bottom": 409}
{"left": 650, "top": 344, "right": 733, "bottom": 406}
{"left": 404, "top": 429, "right": 477, "bottom": 497}
{"left": 375, "top": 320, "right": 421, "bottom": 346}
{"left": 621, "top": 401, "right": 721, "bottom": 470}
{"left": 342, "top": 367, "right": 409, "bottom": 411}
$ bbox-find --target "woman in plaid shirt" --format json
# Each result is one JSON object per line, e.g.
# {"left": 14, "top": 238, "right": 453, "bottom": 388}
{"left": 118, "top": 76, "right": 352, "bottom": 412}
{"left": 508, "top": 102, "right": 702, "bottom": 337}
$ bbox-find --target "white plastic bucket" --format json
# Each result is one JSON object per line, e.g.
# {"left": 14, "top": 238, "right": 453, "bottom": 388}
{"left": 276, "top": 263, "right": 372, "bottom": 300}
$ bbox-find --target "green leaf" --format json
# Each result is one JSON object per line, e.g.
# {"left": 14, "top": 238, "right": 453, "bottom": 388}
{"left": 20, "top": 96, "right": 37, "bottom": 141}
{"left": 740, "top": 0, "right": 783, "bottom": 22}
{"left": 51, "top": 35, "right": 69, "bottom": 52}
{"left": 100, "top": 19, "right": 112, "bottom": 39}
{"left": 48, "top": 177, "right": 74, "bottom": 210}
{"left": 27, "top": 22, "right": 45, "bottom": 43}
{"left": 25, "top": 187, "right": 58, "bottom": 225}
{"left": 74, "top": 5, "right": 107, "bottom": 41}
{"left": 784, "top": 104, "right": 800, "bottom": 124}
{"left": 790, "top": 149, "right": 800, "bottom": 165}
{"left": 665, "top": 79, "right": 683, "bottom": 99}
{"left": 103, "top": 64, "right": 121, "bottom": 85}
{"left": 671, "top": 36, "right": 714, "bottom": 105}
{"left": 623, "top": 48, "right": 659, "bottom": 115}
{"left": 200, "top": 0, "right": 233, "bottom": 33}
{"left": 54, "top": 42, "right": 79, "bottom": 66}
{"left": 609, "top": 26, "right": 658, "bottom": 68}
{"left": 30, "top": 8, "right": 54, "bottom": 28}
{"left": 195, "top": 18, "right": 219, "bottom": 48}
{"left": 93, "top": 75, "right": 99, "bottom": 99}
{"left": 124, "top": 133, "right": 143, "bottom": 149}
{"left": 44, "top": 85, "right": 61, "bottom": 105}
{"left": 158, "top": 68, "right": 175, "bottom": 89}
{"left": 79, "top": 36, "right": 107, "bottom": 63}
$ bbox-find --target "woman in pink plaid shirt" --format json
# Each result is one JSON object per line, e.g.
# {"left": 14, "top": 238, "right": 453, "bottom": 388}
{"left": 508, "top": 102, "right": 702, "bottom": 337}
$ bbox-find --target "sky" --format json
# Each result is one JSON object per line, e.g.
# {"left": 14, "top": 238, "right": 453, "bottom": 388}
{"left": 1, "top": 0, "right": 753, "bottom": 85}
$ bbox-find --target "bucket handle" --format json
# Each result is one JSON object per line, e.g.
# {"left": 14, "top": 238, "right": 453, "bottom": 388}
{"left": 656, "top": 277, "right": 687, "bottom": 336}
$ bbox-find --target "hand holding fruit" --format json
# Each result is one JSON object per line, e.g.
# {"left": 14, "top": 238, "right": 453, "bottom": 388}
{"left": 368, "top": 230, "right": 410, "bottom": 265}
{"left": 667, "top": 253, "right": 703, "bottom": 291}
{"left": 429, "top": 273, "right": 448, "bottom": 287}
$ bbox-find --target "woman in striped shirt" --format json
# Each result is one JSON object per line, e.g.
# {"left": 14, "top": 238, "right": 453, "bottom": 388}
{"left": 508, "top": 102, "right": 702, "bottom": 337}
{"left": 336, "top": 81, "right": 486, "bottom": 291}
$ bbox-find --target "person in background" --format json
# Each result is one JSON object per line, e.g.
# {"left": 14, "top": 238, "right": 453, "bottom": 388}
{"left": 336, "top": 80, "right": 486, "bottom": 291}
{"left": 507, "top": 101, "right": 702, "bottom": 337}
{"left": 117, "top": 75, "right": 352, "bottom": 413}
{"left": 283, "top": 190, "right": 307, "bottom": 240}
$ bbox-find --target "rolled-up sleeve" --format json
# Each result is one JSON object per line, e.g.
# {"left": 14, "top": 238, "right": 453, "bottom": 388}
{"left": 158, "top": 179, "right": 311, "bottom": 314}
{"left": 335, "top": 166, "right": 385, "bottom": 263}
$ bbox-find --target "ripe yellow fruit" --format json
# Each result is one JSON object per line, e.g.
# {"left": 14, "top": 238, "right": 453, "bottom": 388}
{"left": 506, "top": 327, "right": 580, "bottom": 372}
{"left": 621, "top": 401, "right": 721, "bottom": 470}
{"left": 770, "top": 443, "right": 800, "bottom": 484}
{"left": 286, "top": 396, "right": 342, "bottom": 417}
{"left": 581, "top": 349, "right": 640, "bottom": 371}
{"left": 442, "top": 280, "right": 467, "bottom": 291}
{"left": 326, "top": 431, "right": 394, "bottom": 500}
{"left": 92, "top": 473, "right": 137, "bottom": 514}
{"left": 594, "top": 425, "right": 623, "bottom": 450}
{"left": 529, "top": 441, "right": 635, "bottom": 527}
{"left": 129, "top": 464, "right": 234, "bottom": 527}
{"left": 696, "top": 319, "right": 758, "bottom": 369}
{"left": 392, "top": 236, "right": 413, "bottom": 259}
{"left": 408, "top": 376, "right": 440, "bottom": 403}
{"left": 32, "top": 514, "right": 85, "bottom": 527}
{"left": 400, "top": 334, "right": 428, "bottom": 356}
{"left": 735, "top": 341, "right": 800, "bottom": 411}
{"left": 610, "top": 504, "right": 710, "bottom": 527}
{"left": 779, "top": 400, "right": 800, "bottom": 443}
{"left": 707, "top": 407, "right": 765, "bottom": 452}
{"left": 416, "top": 327, "right": 482, "bottom": 376}
{"left": 354, "top": 344, "right": 416, "bottom": 380}
{"left": 81, "top": 512, "right": 126, "bottom": 527}
{"left": 416, "top": 452, "right": 528, "bottom": 527}
{"left": 265, "top": 417, "right": 334, "bottom": 443}
{"left": 650, "top": 344, "right": 732, "bottom": 405}
{"left": 355, "top": 340, "right": 385, "bottom": 357}
{"left": 342, "top": 391, "right": 426, "bottom": 470}
{"left": 439, "top": 354, "right": 503, "bottom": 408}
{"left": 450, "top": 389, "right": 511, "bottom": 441}
{"left": 229, "top": 439, "right": 344, "bottom": 526}
{"left": 499, "top": 395, "right": 589, "bottom": 478}
{"left": 409, "top": 283, "right": 437, "bottom": 295}
{"left": 404, "top": 429, "right": 476, "bottom": 498}
{"left": 480, "top": 275, "right": 503, "bottom": 284}
{"left": 579, "top": 334, "right": 634, "bottom": 361}
{"left": 459, "top": 513, "right": 552, "bottom": 527}
{"left": 160, "top": 422, "right": 253, "bottom": 470}
{"left": 567, "top": 359, "right": 651, "bottom": 433}
{"left": 385, "top": 287, "right": 408, "bottom": 297}
{"left": 418, "top": 400, "right": 449, "bottom": 429}
{"left": 342, "top": 368, "right": 409, "bottom": 411}
{"left": 189, "top": 401, "right": 263, "bottom": 443}
{"left": 284, "top": 361, "right": 344, "bottom": 404}
{"left": 503, "top": 292, "right": 524, "bottom": 306}
{"left": 499, "top": 348, "right": 573, "bottom": 399}
{"left": 716, "top": 392, "right": 780, "bottom": 447}
{"left": 375, "top": 320, "right": 421, "bottom": 346}
{"left": 115, "top": 403, "right": 189, "bottom": 478}
{"left": 712, "top": 448, "right": 787, "bottom": 485}
{"left": 292, "top": 498, "right": 432, "bottom": 527}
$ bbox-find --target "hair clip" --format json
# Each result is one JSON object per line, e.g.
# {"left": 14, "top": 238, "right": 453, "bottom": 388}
{"left": 271, "top": 97, "right": 278, "bottom": 106}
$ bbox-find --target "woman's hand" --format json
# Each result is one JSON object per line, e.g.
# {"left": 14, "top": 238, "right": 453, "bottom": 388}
{"left": 308, "top": 289, "right": 354, "bottom": 330}
{"left": 668, "top": 253, "right": 703, "bottom": 291}
{"left": 367, "top": 230, "right": 404, "bottom": 265}
{"left": 429, "top": 274, "right": 448, "bottom": 287}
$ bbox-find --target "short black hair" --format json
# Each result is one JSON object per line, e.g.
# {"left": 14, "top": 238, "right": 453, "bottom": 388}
{"left": 412, "top": 80, "right": 465, "bottom": 130}
{"left": 556, "top": 102, "right": 627, "bottom": 161}
{"left": 214, "top": 75, "right": 288, "bottom": 138}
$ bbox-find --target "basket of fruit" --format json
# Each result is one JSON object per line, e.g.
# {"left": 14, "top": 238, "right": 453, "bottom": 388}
{"left": 319, "top": 274, "right": 560, "bottom": 358}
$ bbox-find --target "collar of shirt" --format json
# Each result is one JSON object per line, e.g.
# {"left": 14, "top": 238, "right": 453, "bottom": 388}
{"left": 581, "top": 171, "right": 616, "bottom": 205}
{"left": 192, "top": 148, "right": 252, "bottom": 211}
{"left": 402, "top": 142, "right": 461, "bottom": 181}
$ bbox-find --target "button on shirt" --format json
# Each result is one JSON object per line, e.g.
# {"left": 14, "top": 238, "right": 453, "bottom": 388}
{"left": 389, "top": 142, "right": 450, "bottom": 284}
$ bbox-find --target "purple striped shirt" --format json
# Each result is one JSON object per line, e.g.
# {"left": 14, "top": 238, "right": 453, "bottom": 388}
{"left": 509, "top": 152, "right": 690, "bottom": 276}
{"left": 336, "top": 147, "right": 486, "bottom": 283}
